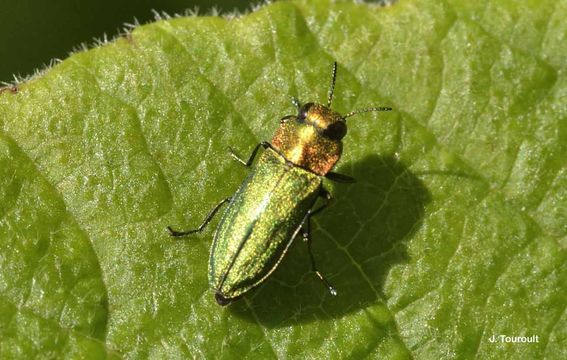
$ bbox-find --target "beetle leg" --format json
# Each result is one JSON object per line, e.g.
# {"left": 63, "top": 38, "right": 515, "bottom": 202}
{"left": 325, "top": 172, "right": 356, "bottom": 183}
{"left": 311, "top": 187, "right": 333, "bottom": 216}
{"left": 301, "top": 212, "right": 337, "bottom": 296}
{"left": 167, "top": 197, "right": 231, "bottom": 237}
{"left": 299, "top": 188, "right": 337, "bottom": 296}
{"left": 228, "top": 141, "right": 271, "bottom": 167}
{"left": 279, "top": 115, "right": 295, "bottom": 124}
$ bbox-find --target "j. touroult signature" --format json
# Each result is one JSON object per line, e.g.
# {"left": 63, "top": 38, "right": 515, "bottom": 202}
{"left": 489, "top": 335, "right": 539, "bottom": 343}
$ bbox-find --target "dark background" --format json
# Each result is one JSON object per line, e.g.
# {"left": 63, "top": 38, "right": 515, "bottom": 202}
{"left": 0, "top": 0, "right": 255, "bottom": 83}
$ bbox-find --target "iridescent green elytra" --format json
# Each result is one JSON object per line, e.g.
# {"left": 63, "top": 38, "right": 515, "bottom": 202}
{"left": 210, "top": 147, "right": 321, "bottom": 302}
{"left": 168, "top": 63, "right": 391, "bottom": 305}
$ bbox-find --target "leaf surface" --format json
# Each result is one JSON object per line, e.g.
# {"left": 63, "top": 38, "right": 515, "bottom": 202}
{"left": 0, "top": 0, "right": 566, "bottom": 358}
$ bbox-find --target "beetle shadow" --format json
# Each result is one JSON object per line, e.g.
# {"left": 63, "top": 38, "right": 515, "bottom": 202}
{"left": 229, "top": 154, "right": 431, "bottom": 327}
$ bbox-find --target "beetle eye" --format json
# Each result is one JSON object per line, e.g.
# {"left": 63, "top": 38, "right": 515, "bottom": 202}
{"left": 297, "top": 102, "right": 314, "bottom": 123}
{"left": 321, "top": 121, "right": 347, "bottom": 140}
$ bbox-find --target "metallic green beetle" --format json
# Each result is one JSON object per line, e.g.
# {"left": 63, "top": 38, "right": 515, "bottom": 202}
{"left": 168, "top": 63, "right": 391, "bottom": 305}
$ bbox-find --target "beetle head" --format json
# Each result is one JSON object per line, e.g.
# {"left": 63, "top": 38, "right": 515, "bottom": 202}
{"left": 296, "top": 102, "right": 347, "bottom": 141}
{"left": 271, "top": 62, "right": 390, "bottom": 176}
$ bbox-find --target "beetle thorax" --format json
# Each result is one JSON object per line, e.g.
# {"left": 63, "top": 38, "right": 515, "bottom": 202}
{"left": 271, "top": 103, "right": 344, "bottom": 176}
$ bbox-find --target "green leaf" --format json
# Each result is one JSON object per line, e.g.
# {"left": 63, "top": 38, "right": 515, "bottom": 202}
{"left": 1, "top": 0, "right": 566, "bottom": 358}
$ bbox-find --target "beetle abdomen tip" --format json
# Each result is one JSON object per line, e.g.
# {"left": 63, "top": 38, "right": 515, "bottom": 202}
{"left": 214, "top": 292, "right": 232, "bottom": 306}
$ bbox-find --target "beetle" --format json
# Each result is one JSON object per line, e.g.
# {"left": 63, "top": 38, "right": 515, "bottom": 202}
{"left": 168, "top": 62, "right": 391, "bottom": 306}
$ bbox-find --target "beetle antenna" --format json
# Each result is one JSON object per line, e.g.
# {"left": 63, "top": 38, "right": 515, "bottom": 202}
{"left": 343, "top": 106, "right": 392, "bottom": 119}
{"left": 327, "top": 62, "right": 337, "bottom": 108}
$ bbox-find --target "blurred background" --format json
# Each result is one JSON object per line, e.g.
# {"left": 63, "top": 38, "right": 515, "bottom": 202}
{"left": 0, "top": 0, "right": 256, "bottom": 83}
